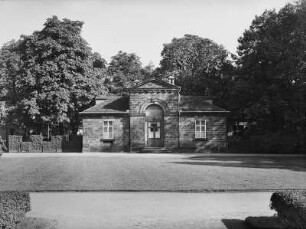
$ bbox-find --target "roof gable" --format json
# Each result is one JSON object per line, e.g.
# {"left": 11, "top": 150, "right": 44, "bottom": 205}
{"left": 131, "top": 78, "right": 180, "bottom": 90}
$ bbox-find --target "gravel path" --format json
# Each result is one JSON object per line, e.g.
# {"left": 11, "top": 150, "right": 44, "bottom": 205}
{"left": 1, "top": 153, "right": 306, "bottom": 191}
{"left": 26, "top": 192, "right": 274, "bottom": 229}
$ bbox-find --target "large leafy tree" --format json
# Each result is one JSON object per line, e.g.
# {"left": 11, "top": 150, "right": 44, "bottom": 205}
{"left": 106, "top": 51, "right": 143, "bottom": 93}
{"left": 159, "top": 34, "right": 234, "bottom": 103}
{"left": 234, "top": 1, "right": 306, "bottom": 134}
{"left": 0, "top": 16, "right": 107, "bottom": 135}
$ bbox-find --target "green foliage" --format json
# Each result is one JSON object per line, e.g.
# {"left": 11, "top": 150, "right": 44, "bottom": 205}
{"left": 29, "top": 135, "right": 43, "bottom": 152}
{"left": 159, "top": 34, "right": 234, "bottom": 104}
{"left": 245, "top": 216, "right": 288, "bottom": 229}
{"left": 233, "top": 2, "right": 306, "bottom": 135}
{"left": 8, "top": 134, "right": 63, "bottom": 153}
{"left": 229, "top": 132, "right": 300, "bottom": 154}
{"left": 8, "top": 135, "right": 22, "bottom": 153}
{"left": 42, "top": 142, "right": 53, "bottom": 153}
{"left": 141, "top": 61, "right": 155, "bottom": 80}
{"left": 106, "top": 51, "right": 144, "bottom": 93}
{"left": 270, "top": 190, "right": 306, "bottom": 228}
{"left": 0, "top": 16, "right": 108, "bottom": 134}
{"left": 51, "top": 135, "right": 63, "bottom": 152}
{"left": 0, "top": 191, "right": 31, "bottom": 229}
{"left": 20, "top": 142, "right": 33, "bottom": 153}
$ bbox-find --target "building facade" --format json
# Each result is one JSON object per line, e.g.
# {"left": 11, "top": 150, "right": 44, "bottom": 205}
{"left": 80, "top": 78, "right": 229, "bottom": 153}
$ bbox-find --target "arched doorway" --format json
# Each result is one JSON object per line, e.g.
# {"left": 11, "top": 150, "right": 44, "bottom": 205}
{"left": 145, "top": 104, "right": 164, "bottom": 147}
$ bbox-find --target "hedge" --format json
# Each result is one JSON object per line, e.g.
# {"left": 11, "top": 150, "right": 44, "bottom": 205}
{"left": 245, "top": 216, "right": 288, "bottom": 229}
{"left": 29, "top": 135, "right": 43, "bottom": 152}
{"left": 270, "top": 190, "right": 306, "bottom": 229}
{"left": 51, "top": 136, "right": 63, "bottom": 152}
{"left": 0, "top": 191, "right": 31, "bottom": 229}
{"left": 42, "top": 142, "right": 53, "bottom": 153}
{"left": 20, "top": 142, "right": 33, "bottom": 153}
{"left": 8, "top": 136, "right": 22, "bottom": 153}
{"left": 8, "top": 135, "right": 65, "bottom": 153}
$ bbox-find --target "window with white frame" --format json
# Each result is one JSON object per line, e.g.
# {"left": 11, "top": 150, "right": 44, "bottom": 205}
{"left": 195, "top": 119, "right": 207, "bottom": 139}
{"left": 103, "top": 120, "right": 114, "bottom": 139}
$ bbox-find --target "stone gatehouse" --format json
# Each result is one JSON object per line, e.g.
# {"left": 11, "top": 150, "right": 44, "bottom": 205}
{"left": 80, "top": 78, "right": 229, "bottom": 152}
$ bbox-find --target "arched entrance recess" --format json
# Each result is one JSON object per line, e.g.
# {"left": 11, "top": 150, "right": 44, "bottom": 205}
{"left": 145, "top": 104, "right": 164, "bottom": 147}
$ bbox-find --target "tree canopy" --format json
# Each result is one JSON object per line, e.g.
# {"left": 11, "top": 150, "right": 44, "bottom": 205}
{"left": 106, "top": 51, "right": 144, "bottom": 93}
{"left": 232, "top": 1, "right": 306, "bottom": 134}
{"left": 0, "top": 16, "right": 107, "bottom": 134}
{"left": 159, "top": 34, "right": 234, "bottom": 108}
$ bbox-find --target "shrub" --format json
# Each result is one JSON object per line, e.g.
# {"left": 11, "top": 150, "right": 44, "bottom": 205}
{"left": 8, "top": 136, "right": 23, "bottom": 153}
{"left": 0, "top": 137, "right": 7, "bottom": 153}
{"left": 0, "top": 191, "right": 31, "bottom": 229}
{"left": 262, "top": 133, "right": 298, "bottom": 154}
{"left": 29, "top": 135, "right": 43, "bottom": 152}
{"left": 245, "top": 216, "right": 288, "bottom": 229}
{"left": 16, "top": 217, "right": 57, "bottom": 229}
{"left": 42, "top": 142, "right": 53, "bottom": 153}
{"left": 20, "top": 142, "right": 33, "bottom": 153}
{"left": 51, "top": 136, "right": 63, "bottom": 152}
{"left": 270, "top": 190, "right": 306, "bottom": 229}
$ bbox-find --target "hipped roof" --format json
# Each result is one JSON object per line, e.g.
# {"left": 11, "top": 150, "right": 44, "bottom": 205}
{"left": 80, "top": 96, "right": 129, "bottom": 114}
{"left": 179, "top": 96, "right": 228, "bottom": 113}
{"left": 81, "top": 95, "right": 228, "bottom": 114}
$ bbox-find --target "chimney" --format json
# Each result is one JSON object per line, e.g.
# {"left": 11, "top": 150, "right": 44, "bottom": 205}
{"left": 168, "top": 75, "right": 175, "bottom": 85}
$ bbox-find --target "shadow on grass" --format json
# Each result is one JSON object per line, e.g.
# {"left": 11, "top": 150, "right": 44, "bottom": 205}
{"left": 222, "top": 219, "right": 250, "bottom": 229}
{"left": 244, "top": 216, "right": 289, "bottom": 229}
{"left": 17, "top": 217, "right": 58, "bottom": 229}
{"left": 174, "top": 155, "right": 306, "bottom": 172}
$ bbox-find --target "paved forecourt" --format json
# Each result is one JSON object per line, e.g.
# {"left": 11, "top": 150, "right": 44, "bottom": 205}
{"left": 1, "top": 153, "right": 306, "bottom": 191}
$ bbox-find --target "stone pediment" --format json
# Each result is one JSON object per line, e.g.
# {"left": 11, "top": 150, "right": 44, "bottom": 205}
{"left": 130, "top": 78, "right": 180, "bottom": 91}
{"left": 138, "top": 82, "right": 167, "bottom": 89}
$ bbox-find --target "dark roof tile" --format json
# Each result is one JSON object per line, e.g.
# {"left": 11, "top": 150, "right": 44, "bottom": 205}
{"left": 179, "top": 96, "right": 228, "bottom": 112}
{"left": 81, "top": 96, "right": 129, "bottom": 114}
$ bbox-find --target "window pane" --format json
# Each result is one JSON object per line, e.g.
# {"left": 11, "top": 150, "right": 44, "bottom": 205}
{"left": 109, "top": 127, "right": 113, "bottom": 133}
{"left": 196, "top": 126, "right": 200, "bottom": 131}
{"left": 104, "top": 121, "right": 108, "bottom": 126}
{"left": 196, "top": 120, "right": 200, "bottom": 125}
{"left": 201, "top": 126, "right": 205, "bottom": 131}
{"left": 109, "top": 121, "right": 113, "bottom": 126}
{"left": 103, "top": 127, "right": 108, "bottom": 132}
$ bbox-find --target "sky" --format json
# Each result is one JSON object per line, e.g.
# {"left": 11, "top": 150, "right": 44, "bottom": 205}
{"left": 0, "top": 0, "right": 292, "bottom": 67}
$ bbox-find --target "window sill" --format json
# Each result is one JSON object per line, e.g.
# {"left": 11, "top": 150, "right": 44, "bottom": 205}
{"left": 194, "top": 138, "right": 208, "bottom": 141}
{"left": 101, "top": 139, "right": 115, "bottom": 142}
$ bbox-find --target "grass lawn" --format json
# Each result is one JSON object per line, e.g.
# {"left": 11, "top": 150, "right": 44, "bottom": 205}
{"left": 0, "top": 153, "right": 306, "bottom": 191}
{"left": 17, "top": 217, "right": 57, "bottom": 229}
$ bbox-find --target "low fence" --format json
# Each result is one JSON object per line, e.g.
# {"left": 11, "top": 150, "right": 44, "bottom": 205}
{"left": 8, "top": 135, "right": 82, "bottom": 153}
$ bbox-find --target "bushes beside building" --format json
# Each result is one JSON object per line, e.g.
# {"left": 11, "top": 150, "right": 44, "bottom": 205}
{"left": 0, "top": 191, "right": 31, "bottom": 229}
{"left": 7, "top": 135, "right": 81, "bottom": 153}
{"left": 8, "top": 135, "right": 63, "bottom": 153}
{"left": 8, "top": 136, "right": 23, "bottom": 153}
{"left": 229, "top": 132, "right": 303, "bottom": 154}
